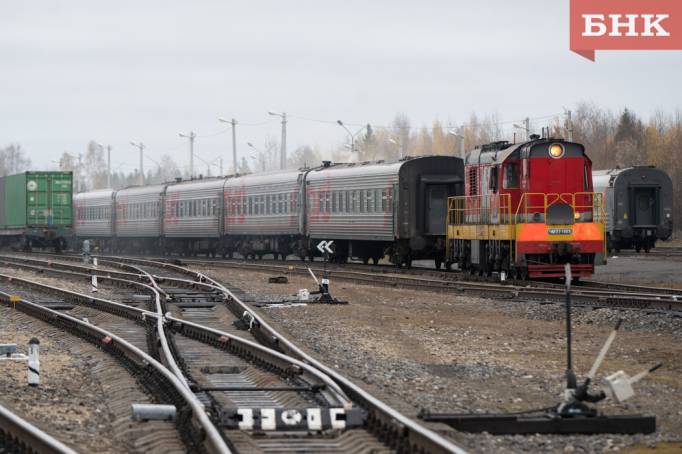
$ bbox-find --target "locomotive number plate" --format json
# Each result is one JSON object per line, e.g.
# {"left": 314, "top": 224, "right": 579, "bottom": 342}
{"left": 548, "top": 228, "right": 573, "bottom": 235}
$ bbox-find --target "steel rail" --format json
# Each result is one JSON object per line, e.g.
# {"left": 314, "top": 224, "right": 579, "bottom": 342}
{"left": 149, "top": 257, "right": 682, "bottom": 311}
{"left": 0, "top": 402, "right": 79, "bottom": 454}
{"left": 0, "top": 259, "right": 353, "bottom": 408}
{"left": 99, "top": 256, "right": 468, "bottom": 454}
{"left": 0, "top": 284, "right": 230, "bottom": 454}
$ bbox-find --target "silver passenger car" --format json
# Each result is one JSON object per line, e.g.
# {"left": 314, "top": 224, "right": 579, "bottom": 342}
{"left": 305, "top": 156, "right": 463, "bottom": 265}
{"left": 305, "top": 161, "right": 398, "bottom": 242}
{"left": 74, "top": 190, "right": 115, "bottom": 238}
{"left": 163, "top": 178, "right": 226, "bottom": 239}
{"left": 115, "top": 184, "right": 165, "bottom": 238}
{"left": 223, "top": 170, "right": 303, "bottom": 236}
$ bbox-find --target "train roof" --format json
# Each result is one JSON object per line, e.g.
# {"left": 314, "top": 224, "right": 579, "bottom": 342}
{"left": 305, "top": 155, "right": 456, "bottom": 181}
{"left": 465, "top": 138, "right": 587, "bottom": 165}
{"left": 593, "top": 166, "right": 672, "bottom": 191}
{"left": 165, "top": 177, "right": 227, "bottom": 194}
{"left": 115, "top": 183, "right": 167, "bottom": 196}
{"left": 225, "top": 169, "right": 302, "bottom": 187}
{"left": 74, "top": 189, "right": 115, "bottom": 200}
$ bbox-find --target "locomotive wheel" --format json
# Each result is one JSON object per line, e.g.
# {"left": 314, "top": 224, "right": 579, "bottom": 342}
{"left": 272, "top": 252, "right": 279, "bottom": 260}
{"left": 372, "top": 256, "right": 380, "bottom": 265}
{"left": 362, "top": 257, "right": 369, "bottom": 265}
{"left": 434, "top": 258, "right": 442, "bottom": 270}
{"left": 636, "top": 245, "right": 641, "bottom": 253}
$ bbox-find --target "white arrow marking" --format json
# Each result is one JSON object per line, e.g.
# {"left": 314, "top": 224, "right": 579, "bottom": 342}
{"left": 317, "top": 240, "right": 333, "bottom": 254}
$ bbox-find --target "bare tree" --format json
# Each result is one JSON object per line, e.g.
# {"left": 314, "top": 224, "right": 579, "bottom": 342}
{"left": 0, "top": 144, "right": 32, "bottom": 176}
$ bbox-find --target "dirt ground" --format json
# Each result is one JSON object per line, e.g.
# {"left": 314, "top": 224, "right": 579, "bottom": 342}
{"left": 196, "top": 264, "right": 682, "bottom": 454}
{"left": 594, "top": 255, "right": 682, "bottom": 288}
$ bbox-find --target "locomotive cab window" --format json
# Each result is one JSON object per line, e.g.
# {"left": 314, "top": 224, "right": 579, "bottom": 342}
{"left": 489, "top": 166, "right": 499, "bottom": 192}
{"left": 503, "top": 162, "right": 520, "bottom": 189}
{"left": 583, "top": 164, "right": 589, "bottom": 191}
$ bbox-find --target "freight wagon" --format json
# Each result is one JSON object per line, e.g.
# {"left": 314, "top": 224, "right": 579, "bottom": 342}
{"left": 0, "top": 171, "right": 73, "bottom": 252}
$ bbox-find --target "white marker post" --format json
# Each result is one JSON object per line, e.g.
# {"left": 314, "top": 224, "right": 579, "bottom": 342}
{"left": 91, "top": 273, "right": 98, "bottom": 293}
{"left": 27, "top": 338, "right": 40, "bottom": 386}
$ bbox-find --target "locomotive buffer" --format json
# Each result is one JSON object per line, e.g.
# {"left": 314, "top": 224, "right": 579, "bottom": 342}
{"left": 420, "top": 263, "right": 661, "bottom": 435}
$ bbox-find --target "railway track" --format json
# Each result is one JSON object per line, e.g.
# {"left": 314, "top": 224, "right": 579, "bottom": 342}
{"left": 0, "top": 401, "right": 78, "bottom": 454}
{"left": 0, "top": 254, "right": 465, "bottom": 453}
{"left": 0, "top": 278, "right": 225, "bottom": 453}
{"left": 131, "top": 256, "right": 682, "bottom": 313}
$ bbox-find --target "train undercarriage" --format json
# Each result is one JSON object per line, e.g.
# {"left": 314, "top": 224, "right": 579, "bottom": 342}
{"left": 75, "top": 234, "right": 447, "bottom": 268}
{"left": 448, "top": 238, "right": 596, "bottom": 279}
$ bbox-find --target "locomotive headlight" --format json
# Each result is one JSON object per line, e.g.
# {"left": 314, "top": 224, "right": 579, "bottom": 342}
{"left": 549, "top": 143, "right": 565, "bottom": 159}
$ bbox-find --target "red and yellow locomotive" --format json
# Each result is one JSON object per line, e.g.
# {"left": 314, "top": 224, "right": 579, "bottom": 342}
{"left": 446, "top": 135, "right": 605, "bottom": 279}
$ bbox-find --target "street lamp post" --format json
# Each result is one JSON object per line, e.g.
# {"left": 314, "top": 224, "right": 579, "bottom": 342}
{"left": 388, "top": 138, "right": 404, "bottom": 158}
{"left": 218, "top": 117, "right": 238, "bottom": 174}
{"left": 179, "top": 131, "right": 196, "bottom": 178}
{"left": 337, "top": 120, "right": 366, "bottom": 154}
{"left": 447, "top": 131, "right": 465, "bottom": 159}
{"left": 247, "top": 142, "right": 266, "bottom": 172}
{"left": 513, "top": 117, "right": 531, "bottom": 141}
{"left": 130, "top": 141, "right": 145, "bottom": 185}
{"left": 268, "top": 111, "right": 287, "bottom": 169}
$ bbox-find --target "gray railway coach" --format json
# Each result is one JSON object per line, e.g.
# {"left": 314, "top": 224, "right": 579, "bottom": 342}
{"left": 163, "top": 178, "right": 227, "bottom": 255}
{"left": 593, "top": 166, "right": 673, "bottom": 253}
{"left": 74, "top": 190, "right": 115, "bottom": 251}
{"left": 223, "top": 170, "right": 303, "bottom": 259}
{"left": 305, "top": 156, "right": 463, "bottom": 267}
{"left": 73, "top": 155, "right": 464, "bottom": 266}
{"left": 114, "top": 184, "right": 165, "bottom": 252}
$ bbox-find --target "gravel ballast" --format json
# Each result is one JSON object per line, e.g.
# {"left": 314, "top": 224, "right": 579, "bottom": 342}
{"left": 198, "top": 265, "right": 682, "bottom": 454}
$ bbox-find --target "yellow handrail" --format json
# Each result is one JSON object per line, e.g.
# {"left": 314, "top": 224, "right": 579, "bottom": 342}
{"left": 449, "top": 191, "right": 606, "bottom": 226}
{"left": 447, "top": 194, "right": 511, "bottom": 226}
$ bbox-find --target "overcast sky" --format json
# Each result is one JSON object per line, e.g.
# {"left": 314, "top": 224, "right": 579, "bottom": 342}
{"left": 1, "top": 0, "right": 680, "bottom": 174}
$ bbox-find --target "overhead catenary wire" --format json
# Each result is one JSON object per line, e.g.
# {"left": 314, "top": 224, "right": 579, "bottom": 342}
{"left": 288, "top": 112, "right": 565, "bottom": 132}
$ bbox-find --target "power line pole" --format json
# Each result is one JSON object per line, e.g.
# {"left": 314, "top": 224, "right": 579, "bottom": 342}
{"left": 219, "top": 158, "right": 223, "bottom": 176}
{"left": 130, "top": 142, "right": 145, "bottom": 185}
{"left": 566, "top": 110, "right": 574, "bottom": 141}
{"left": 524, "top": 117, "right": 530, "bottom": 141}
{"left": 231, "top": 119, "right": 237, "bottom": 175}
{"left": 179, "top": 132, "right": 196, "bottom": 178}
{"left": 77, "top": 153, "right": 82, "bottom": 192}
{"left": 106, "top": 145, "right": 111, "bottom": 188}
{"left": 280, "top": 113, "right": 287, "bottom": 169}
{"left": 268, "top": 111, "right": 287, "bottom": 170}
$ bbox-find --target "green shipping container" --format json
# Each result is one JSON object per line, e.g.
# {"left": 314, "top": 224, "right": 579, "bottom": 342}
{"left": 1, "top": 171, "right": 73, "bottom": 228}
